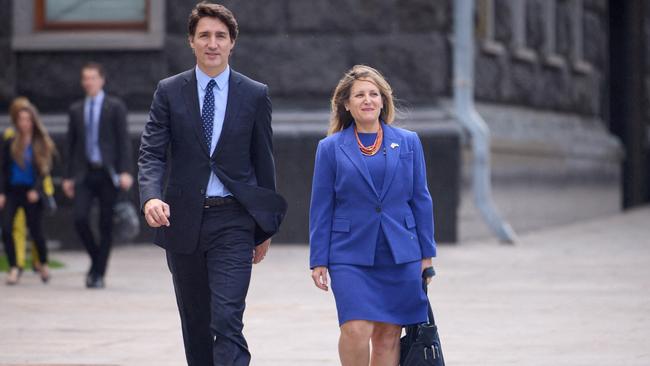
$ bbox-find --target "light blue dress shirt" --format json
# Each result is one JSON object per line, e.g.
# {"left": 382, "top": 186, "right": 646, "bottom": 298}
{"left": 196, "top": 65, "right": 232, "bottom": 197}
{"left": 84, "top": 90, "right": 105, "bottom": 164}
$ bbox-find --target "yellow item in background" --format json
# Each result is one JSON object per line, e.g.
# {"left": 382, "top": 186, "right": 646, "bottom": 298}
{"left": 12, "top": 208, "right": 27, "bottom": 268}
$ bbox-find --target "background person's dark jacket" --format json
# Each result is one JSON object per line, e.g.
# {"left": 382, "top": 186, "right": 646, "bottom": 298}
{"left": 65, "top": 94, "right": 132, "bottom": 184}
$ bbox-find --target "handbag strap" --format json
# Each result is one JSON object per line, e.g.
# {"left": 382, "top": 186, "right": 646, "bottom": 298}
{"left": 422, "top": 269, "right": 437, "bottom": 326}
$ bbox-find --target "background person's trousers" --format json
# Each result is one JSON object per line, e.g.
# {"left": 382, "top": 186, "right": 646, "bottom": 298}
{"left": 73, "top": 167, "right": 118, "bottom": 277}
{"left": 166, "top": 201, "right": 256, "bottom": 366}
{"left": 1, "top": 186, "right": 47, "bottom": 267}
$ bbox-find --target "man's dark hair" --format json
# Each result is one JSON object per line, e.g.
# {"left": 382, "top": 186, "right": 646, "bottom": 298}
{"left": 81, "top": 62, "right": 106, "bottom": 78}
{"left": 188, "top": 2, "right": 239, "bottom": 41}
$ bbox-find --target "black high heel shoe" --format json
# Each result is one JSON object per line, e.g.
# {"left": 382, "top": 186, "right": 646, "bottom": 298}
{"left": 39, "top": 264, "right": 50, "bottom": 284}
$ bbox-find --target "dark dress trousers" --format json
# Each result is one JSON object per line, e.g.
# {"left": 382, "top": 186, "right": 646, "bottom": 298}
{"left": 138, "top": 69, "right": 286, "bottom": 366}
{"left": 65, "top": 95, "right": 132, "bottom": 278}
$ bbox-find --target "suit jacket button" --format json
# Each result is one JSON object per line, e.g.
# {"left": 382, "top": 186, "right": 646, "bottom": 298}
{"left": 375, "top": 206, "right": 381, "bottom": 213}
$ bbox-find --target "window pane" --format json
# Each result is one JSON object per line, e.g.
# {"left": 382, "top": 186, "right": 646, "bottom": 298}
{"left": 45, "top": 0, "right": 146, "bottom": 23}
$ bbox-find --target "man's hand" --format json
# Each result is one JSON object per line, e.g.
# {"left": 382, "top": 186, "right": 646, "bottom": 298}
{"left": 0, "top": 194, "right": 5, "bottom": 209}
{"left": 144, "top": 198, "right": 170, "bottom": 227}
{"left": 311, "top": 266, "right": 329, "bottom": 291}
{"left": 26, "top": 189, "right": 39, "bottom": 203}
{"left": 62, "top": 179, "right": 75, "bottom": 199}
{"left": 119, "top": 173, "right": 134, "bottom": 191}
{"left": 253, "top": 238, "right": 271, "bottom": 264}
{"left": 421, "top": 257, "right": 434, "bottom": 285}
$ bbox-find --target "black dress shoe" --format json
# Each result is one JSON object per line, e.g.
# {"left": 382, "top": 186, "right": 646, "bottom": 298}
{"left": 87, "top": 275, "right": 105, "bottom": 289}
{"left": 85, "top": 272, "right": 94, "bottom": 288}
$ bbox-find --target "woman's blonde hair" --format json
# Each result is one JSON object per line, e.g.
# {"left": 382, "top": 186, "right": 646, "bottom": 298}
{"left": 328, "top": 65, "right": 396, "bottom": 136}
{"left": 9, "top": 97, "right": 57, "bottom": 175}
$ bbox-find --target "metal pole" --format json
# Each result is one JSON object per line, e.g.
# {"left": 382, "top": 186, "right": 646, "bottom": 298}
{"left": 453, "top": 0, "right": 517, "bottom": 243}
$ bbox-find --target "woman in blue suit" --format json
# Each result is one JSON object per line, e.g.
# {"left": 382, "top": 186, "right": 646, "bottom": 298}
{"left": 310, "top": 65, "right": 436, "bottom": 365}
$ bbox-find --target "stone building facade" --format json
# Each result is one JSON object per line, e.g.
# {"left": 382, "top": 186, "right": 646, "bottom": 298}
{"left": 0, "top": 0, "right": 644, "bottom": 244}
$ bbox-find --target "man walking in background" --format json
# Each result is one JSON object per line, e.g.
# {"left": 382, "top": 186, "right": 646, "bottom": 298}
{"left": 138, "top": 3, "right": 286, "bottom": 365}
{"left": 63, "top": 62, "right": 133, "bottom": 289}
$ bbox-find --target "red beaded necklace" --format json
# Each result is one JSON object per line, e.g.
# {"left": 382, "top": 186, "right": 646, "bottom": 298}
{"left": 354, "top": 124, "right": 383, "bottom": 156}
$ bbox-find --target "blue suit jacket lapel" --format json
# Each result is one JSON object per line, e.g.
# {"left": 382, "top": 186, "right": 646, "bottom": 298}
{"left": 339, "top": 126, "right": 379, "bottom": 198}
{"left": 379, "top": 124, "right": 401, "bottom": 201}
{"left": 212, "top": 70, "right": 243, "bottom": 159}
{"left": 181, "top": 70, "right": 210, "bottom": 157}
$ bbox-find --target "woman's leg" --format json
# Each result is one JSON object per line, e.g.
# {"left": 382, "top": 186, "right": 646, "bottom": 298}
{"left": 2, "top": 194, "right": 20, "bottom": 269}
{"left": 24, "top": 200, "right": 49, "bottom": 282}
{"left": 23, "top": 200, "right": 47, "bottom": 265}
{"left": 339, "top": 320, "right": 374, "bottom": 366}
{"left": 370, "top": 322, "right": 402, "bottom": 366}
{"left": 2, "top": 193, "right": 22, "bottom": 284}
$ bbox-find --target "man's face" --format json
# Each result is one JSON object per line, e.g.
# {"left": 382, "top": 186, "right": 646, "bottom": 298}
{"left": 81, "top": 68, "right": 105, "bottom": 97}
{"left": 189, "top": 17, "right": 235, "bottom": 76}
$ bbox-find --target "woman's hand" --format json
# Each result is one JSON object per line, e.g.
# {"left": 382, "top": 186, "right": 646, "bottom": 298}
{"left": 27, "top": 190, "right": 39, "bottom": 203}
{"left": 0, "top": 194, "right": 5, "bottom": 209}
{"left": 311, "top": 266, "right": 329, "bottom": 291}
{"left": 62, "top": 179, "right": 75, "bottom": 199}
{"left": 421, "top": 257, "right": 433, "bottom": 285}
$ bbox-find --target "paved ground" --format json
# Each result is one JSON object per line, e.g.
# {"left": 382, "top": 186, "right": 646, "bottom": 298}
{"left": 1, "top": 207, "right": 649, "bottom": 366}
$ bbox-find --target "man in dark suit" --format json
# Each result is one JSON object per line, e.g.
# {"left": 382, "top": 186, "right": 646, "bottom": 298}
{"left": 138, "top": 3, "right": 286, "bottom": 366}
{"left": 63, "top": 62, "right": 133, "bottom": 289}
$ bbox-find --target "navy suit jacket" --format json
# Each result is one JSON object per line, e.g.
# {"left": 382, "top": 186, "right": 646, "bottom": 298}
{"left": 138, "top": 68, "right": 287, "bottom": 253}
{"left": 309, "top": 123, "right": 436, "bottom": 268}
{"left": 65, "top": 94, "right": 132, "bottom": 183}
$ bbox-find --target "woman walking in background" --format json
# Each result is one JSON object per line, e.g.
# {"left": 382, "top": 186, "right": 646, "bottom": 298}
{"left": 0, "top": 98, "right": 57, "bottom": 285}
{"left": 309, "top": 65, "right": 436, "bottom": 365}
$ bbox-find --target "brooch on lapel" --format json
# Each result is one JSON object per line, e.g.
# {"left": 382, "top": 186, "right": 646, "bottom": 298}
{"left": 390, "top": 143, "right": 399, "bottom": 149}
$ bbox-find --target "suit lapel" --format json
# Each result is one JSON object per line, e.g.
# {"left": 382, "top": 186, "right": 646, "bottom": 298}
{"left": 379, "top": 124, "right": 401, "bottom": 201}
{"left": 339, "top": 126, "right": 379, "bottom": 197}
{"left": 98, "top": 99, "right": 109, "bottom": 143}
{"left": 181, "top": 70, "right": 210, "bottom": 157}
{"left": 212, "top": 70, "right": 243, "bottom": 159}
{"left": 76, "top": 102, "right": 87, "bottom": 145}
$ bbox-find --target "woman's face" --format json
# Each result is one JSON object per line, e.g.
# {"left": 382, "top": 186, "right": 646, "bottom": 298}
{"left": 345, "top": 79, "right": 383, "bottom": 126}
{"left": 16, "top": 110, "right": 34, "bottom": 136}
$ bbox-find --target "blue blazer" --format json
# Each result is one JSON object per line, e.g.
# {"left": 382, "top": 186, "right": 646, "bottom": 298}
{"left": 309, "top": 123, "right": 436, "bottom": 268}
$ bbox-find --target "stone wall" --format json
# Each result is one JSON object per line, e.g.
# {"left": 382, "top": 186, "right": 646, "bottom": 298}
{"left": 2, "top": 0, "right": 452, "bottom": 113}
{"left": 2, "top": 0, "right": 610, "bottom": 118}
{"left": 14, "top": 51, "right": 167, "bottom": 112}
{"left": 0, "top": 0, "right": 13, "bottom": 112}
{"left": 645, "top": 2, "right": 650, "bottom": 125}
{"left": 475, "top": 0, "right": 607, "bottom": 116}
{"left": 164, "top": 0, "right": 451, "bottom": 107}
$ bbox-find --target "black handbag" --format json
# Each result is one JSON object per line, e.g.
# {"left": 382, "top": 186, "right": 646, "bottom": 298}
{"left": 113, "top": 191, "right": 140, "bottom": 242}
{"left": 399, "top": 269, "right": 445, "bottom": 366}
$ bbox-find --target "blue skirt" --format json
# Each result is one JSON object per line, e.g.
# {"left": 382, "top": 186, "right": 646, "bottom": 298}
{"left": 329, "top": 232, "right": 429, "bottom": 326}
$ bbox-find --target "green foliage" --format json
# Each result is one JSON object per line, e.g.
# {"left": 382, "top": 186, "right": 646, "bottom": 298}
{"left": 0, "top": 254, "right": 64, "bottom": 272}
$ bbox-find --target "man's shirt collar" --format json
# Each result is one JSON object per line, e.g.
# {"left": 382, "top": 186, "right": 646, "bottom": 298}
{"left": 86, "top": 89, "right": 105, "bottom": 103}
{"left": 196, "top": 65, "right": 230, "bottom": 91}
